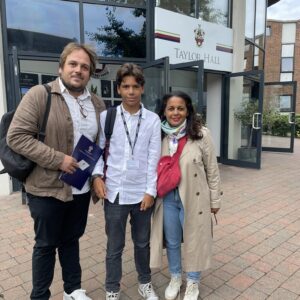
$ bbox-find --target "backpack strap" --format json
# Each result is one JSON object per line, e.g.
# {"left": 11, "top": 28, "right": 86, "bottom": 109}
{"left": 104, "top": 106, "right": 117, "bottom": 140}
{"left": 38, "top": 84, "right": 52, "bottom": 142}
{"left": 103, "top": 107, "right": 117, "bottom": 180}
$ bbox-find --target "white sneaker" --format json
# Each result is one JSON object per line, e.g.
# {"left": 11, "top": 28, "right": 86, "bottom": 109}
{"left": 138, "top": 282, "right": 159, "bottom": 300}
{"left": 106, "top": 291, "right": 120, "bottom": 300}
{"left": 183, "top": 281, "right": 199, "bottom": 300}
{"left": 165, "top": 276, "right": 182, "bottom": 300}
{"left": 63, "top": 289, "right": 92, "bottom": 300}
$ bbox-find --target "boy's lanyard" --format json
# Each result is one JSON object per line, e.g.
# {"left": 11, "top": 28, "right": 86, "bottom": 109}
{"left": 120, "top": 106, "right": 142, "bottom": 157}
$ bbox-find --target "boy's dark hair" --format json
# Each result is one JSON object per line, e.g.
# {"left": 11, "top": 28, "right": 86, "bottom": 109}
{"left": 116, "top": 63, "right": 145, "bottom": 87}
{"left": 158, "top": 91, "right": 203, "bottom": 141}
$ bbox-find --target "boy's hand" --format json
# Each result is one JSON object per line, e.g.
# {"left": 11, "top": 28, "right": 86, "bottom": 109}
{"left": 140, "top": 193, "right": 154, "bottom": 211}
{"left": 93, "top": 177, "right": 107, "bottom": 199}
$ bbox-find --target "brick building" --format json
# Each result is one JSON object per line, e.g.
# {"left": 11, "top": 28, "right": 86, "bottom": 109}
{"left": 265, "top": 19, "right": 300, "bottom": 113}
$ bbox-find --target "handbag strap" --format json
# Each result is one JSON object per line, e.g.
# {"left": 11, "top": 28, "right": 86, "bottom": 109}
{"left": 38, "top": 84, "right": 52, "bottom": 143}
{"left": 172, "top": 135, "right": 188, "bottom": 160}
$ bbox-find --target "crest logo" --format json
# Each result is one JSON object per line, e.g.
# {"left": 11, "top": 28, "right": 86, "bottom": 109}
{"left": 194, "top": 25, "right": 205, "bottom": 47}
{"left": 88, "top": 146, "right": 93, "bottom": 153}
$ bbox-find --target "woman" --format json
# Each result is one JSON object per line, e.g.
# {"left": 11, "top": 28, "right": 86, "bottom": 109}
{"left": 150, "top": 91, "right": 221, "bottom": 300}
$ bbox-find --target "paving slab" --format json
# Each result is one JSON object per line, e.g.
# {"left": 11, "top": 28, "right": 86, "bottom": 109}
{"left": 0, "top": 139, "right": 299, "bottom": 299}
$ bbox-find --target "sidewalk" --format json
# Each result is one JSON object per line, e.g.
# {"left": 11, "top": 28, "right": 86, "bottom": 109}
{"left": 0, "top": 140, "right": 300, "bottom": 300}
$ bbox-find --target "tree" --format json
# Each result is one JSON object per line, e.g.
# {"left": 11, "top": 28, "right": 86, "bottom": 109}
{"left": 86, "top": 7, "right": 146, "bottom": 58}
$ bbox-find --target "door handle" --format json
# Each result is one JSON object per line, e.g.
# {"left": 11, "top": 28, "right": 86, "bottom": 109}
{"left": 252, "top": 113, "right": 261, "bottom": 130}
{"left": 288, "top": 112, "right": 295, "bottom": 124}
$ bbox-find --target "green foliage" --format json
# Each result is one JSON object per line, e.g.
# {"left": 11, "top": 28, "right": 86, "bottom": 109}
{"left": 263, "top": 113, "right": 300, "bottom": 138}
{"left": 234, "top": 100, "right": 258, "bottom": 126}
{"left": 295, "top": 114, "right": 300, "bottom": 138}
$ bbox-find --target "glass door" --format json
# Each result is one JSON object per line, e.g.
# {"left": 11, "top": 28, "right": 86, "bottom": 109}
{"left": 222, "top": 70, "right": 264, "bottom": 169}
{"left": 142, "top": 57, "right": 170, "bottom": 113}
{"left": 262, "top": 82, "right": 296, "bottom": 152}
{"left": 170, "top": 60, "right": 204, "bottom": 115}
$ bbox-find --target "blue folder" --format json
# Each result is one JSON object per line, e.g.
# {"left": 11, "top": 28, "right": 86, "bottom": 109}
{"left": 60, "top": 135, "right": 103, "bottom": 190}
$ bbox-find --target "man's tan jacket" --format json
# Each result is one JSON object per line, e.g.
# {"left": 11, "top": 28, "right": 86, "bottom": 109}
{"left": 7, "top": 78, "right": 105, "bottom": 201}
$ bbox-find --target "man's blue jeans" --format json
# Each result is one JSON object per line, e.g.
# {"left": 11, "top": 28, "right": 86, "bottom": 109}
{"left": 104, "top": 196, "right": 153, "bottom": 292}
{"left": 163, "top": 189, "right": 201, "bottom": 282}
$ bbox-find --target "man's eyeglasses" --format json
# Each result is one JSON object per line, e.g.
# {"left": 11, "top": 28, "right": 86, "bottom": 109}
{"left": 75, "top": 98, "right": 88, "bottom": 118}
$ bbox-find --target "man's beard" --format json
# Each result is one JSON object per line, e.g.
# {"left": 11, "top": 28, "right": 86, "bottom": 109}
{"left": 60, "top": 77, "right": 85, "bottom": 94}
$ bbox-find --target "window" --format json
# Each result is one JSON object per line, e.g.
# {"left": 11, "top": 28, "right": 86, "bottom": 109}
{"left": 266, "top": 26, "right": 271, "bottom": 36}
{"left": 282, "top": 23, "right": 296, "bottom": 43}
{"left": 255, "top": 0, "right": 266, "bottom": 42}
{"left": 245, "top": 0, "right": 255, "bottom": 41}
{"left": 253, "top": 46, "right": 264, "bottom": 70}
{"left": 157, "top": 0, "right": 196, "bottom": 17}
{"left": 156, "top": 0, "right": 229, "bottom": 26}
{"left": 244, "top": 41, "right": 254, "bottom": 71}
{"left": 281, "top": 44, "right": 294, "bottom": 57}
{"left": 281, "top": 58, "right": 293, "bottom": 72}
{"left": 280, "top": 73, "right": 293, "bottom": 82}
{"left": 95, "top": 0, "right": 146, "bottom": 5}
{"left": 83, "top": 4, "right": 146, "bottom": 58}
{"left": 279, "top": 95, "right": 291, "bottom": 112}
{"left": 198, "top": 0, "right": 228, "bottom": 26}
{"left": 6, "top": 0, "right": 80, "bottom": 54}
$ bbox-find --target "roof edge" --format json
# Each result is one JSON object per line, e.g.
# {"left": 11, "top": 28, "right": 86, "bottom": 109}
{"left": 267, "top": 0, "right": 280, "bottom": 7}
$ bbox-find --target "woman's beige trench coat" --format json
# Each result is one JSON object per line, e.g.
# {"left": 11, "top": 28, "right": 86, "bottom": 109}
{"left": 150, "top": 127, "right": 221, "bottom": 272}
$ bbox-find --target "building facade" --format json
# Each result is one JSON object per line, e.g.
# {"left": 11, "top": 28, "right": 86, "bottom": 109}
{"left": 0, "top": 0, "right": 282, "bottom": 195}
{"left": 265, "top": 19, "right": 300, "bottom": 113}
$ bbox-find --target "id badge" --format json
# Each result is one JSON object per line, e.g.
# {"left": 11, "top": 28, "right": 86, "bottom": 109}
{"left": 126, "top": 159, "right": 139, "bottom": 170}
{"left": 78, "top": 160, "right": 90, "bottom": 171}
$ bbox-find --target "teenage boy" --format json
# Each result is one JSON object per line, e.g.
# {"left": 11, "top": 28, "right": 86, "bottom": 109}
{"left": 92, "top": 63, "right": 161, "bottom": 300}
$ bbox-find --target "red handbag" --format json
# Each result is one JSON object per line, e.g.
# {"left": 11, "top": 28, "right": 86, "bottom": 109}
{"left": 157, "top": 136, "right": 187, "bottom": 198}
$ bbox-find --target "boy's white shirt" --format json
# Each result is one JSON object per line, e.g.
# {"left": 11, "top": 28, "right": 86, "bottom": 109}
{"left": 93, "top": 104, "right": 161, "bottom": 204}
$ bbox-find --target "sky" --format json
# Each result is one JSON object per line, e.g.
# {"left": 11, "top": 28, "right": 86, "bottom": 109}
{"left": 267, "top": 0, "right": 300, "bottom": 20}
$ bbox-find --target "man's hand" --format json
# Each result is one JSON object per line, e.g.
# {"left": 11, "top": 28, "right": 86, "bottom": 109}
{"left": 59, "top": 155, "right": 78, "bottom": 174}
{"left": 93, "top": 177, "right": 107, "bottom": 199}
{"left": 140, "top": 193, "right": 155, "bottom": 211}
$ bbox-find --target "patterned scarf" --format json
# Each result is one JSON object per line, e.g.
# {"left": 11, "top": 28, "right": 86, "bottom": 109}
{"left": 161, "top": 119, "right": 187, "bottom": 156}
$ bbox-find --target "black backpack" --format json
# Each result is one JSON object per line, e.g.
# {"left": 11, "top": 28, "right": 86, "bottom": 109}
{"left": 0, "top": 84, "right": 52, "bottom": 182}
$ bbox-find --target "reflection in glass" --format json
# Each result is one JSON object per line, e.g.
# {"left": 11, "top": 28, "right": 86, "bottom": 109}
{"left": 245, "top": 0, "right": 255, "bottom": 40}
{"left": 262, "top": 84, "right": 294, "bottom": 148}
{"left": 84, "top": 5, "right": 146, "bottom": 58}
{"left": 170, "top": 69, "right": 199, "bottom": 112}
{"left": 95, "top": 0, "right": 146, "bottom": 5}
{"left": 142, "top": 66, "right": 165, "bottom": 113}
{"left": 228, "top": 76, "right": 260, "bottom": 163}
{"left": 279, "top": 95, "right": 291, "bottom": 112}
{"left": 253, "top": 46, "right": 264, "bottom": 70}
{"left": 157, "top": 0, "right": 196, "bottom": 17}
{"left": 244, "top": 41, "right": 254, "bottom": 71}
{"left": 198, "top": 0, "right": 228, "bottom": 26}
{"left": 6, "top": 0, "right": 80, "bottom": 54}
{"left": 157, "top": 0, "right": 228, "bottom": 26}
{"left": 255, "top": 0, "right": 266, "bottom": 45}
